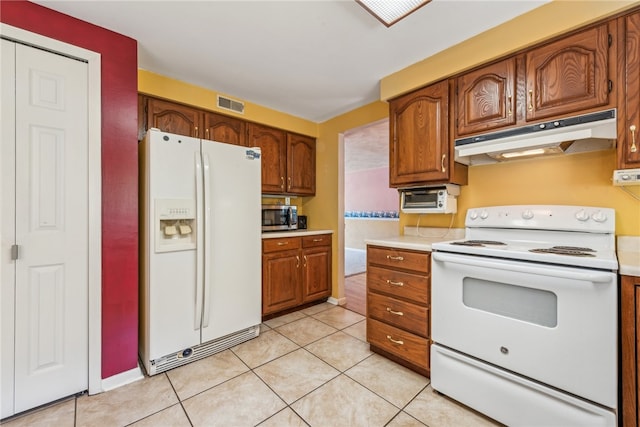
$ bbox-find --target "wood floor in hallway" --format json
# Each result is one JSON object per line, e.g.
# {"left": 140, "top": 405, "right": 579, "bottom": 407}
{"left": 344, "top": 273, "right": 366, "bottom": 316}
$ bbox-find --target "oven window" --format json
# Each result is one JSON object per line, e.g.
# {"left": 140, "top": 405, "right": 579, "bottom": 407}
{"left": 462, "top": 278, "right": 557, "bottom": 327}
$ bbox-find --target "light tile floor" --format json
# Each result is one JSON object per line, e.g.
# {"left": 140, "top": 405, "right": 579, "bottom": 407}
{"left": 1, "top": 304, "right": 500, "bottom": 427}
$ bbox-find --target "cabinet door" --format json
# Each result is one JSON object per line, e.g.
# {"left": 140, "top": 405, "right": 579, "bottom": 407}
{"left": 248, "top": 123, "right": 287, "bottom": 194}
{"left": 389, "top": 80, "right": 450, "bottom": 187}
{"left": 525, "top": 23, "right": 611, "bottom": 121}
{"left": 302, "top": 246, "right": 331, "bottom": 303}
{"left": 456, "top": 57, "right": 517, "bottom": 136}
{"left": 622, "top": 12, "right": 640, "bottom": 169}
{"left": 286, "top": 133, "right": 316, "bottom": 195}
{"left": 262, "top": 250, "right": 301, "bottom": 315}
{"left": 203, "top": 111, "right": 246, "bottom": 146}
{"left": 621, "top": 275, "right": 640, "bottom": 427}
{"left": 146, "top": 97, "right": 203, "bottom": 138}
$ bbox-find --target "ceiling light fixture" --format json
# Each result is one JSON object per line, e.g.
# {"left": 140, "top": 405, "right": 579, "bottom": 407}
{"left": 356, "top": 0, "right": 431, "bottom": 27}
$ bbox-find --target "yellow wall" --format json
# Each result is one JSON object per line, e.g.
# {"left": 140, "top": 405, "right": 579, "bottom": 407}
{"left": 399, "top": 150, "right": 640, "bottom": 236}
{"left": 138, "top": 69, "right": 318, "bottom": 137}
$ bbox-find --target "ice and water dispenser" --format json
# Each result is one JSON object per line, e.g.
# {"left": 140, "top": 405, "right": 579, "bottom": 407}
{"left": 154, "top": 199, "right": 196, "bottom": 252}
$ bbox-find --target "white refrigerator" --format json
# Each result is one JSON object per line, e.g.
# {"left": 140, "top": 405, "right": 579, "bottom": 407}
{"left": 139, "top": 129, "right": 262, "bottom": 375}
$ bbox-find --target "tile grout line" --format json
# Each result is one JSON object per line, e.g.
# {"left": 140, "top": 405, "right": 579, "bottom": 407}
{"left": 261, "top": 307, "right": 424, "bottom": 426}
{"left": 163, "top": 372, "right": 195, "bottom": 427}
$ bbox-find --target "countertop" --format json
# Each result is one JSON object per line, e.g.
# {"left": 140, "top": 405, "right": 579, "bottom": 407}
{"left": 618, "top": 236, "right": 640, "bottom": 277}
{"left": 262, "top": 229, "right": 333, "bottom": 239}
{"left": 364, "top": 227, "right": 465, "bottom": 251}
{"left": 365, "top": 231, "right": 640, "bottom": 277}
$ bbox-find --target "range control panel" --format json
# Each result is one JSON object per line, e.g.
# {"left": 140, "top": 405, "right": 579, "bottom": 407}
{"left": 613, "top": 168, "right": 640, "bottom": 186}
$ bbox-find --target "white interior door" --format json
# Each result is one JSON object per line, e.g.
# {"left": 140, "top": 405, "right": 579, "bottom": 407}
{"left": 1, "top": 39, "right": 89, "bottom": 417}
{"left": 1, "top": 38, "right": 18, "bottom": 420}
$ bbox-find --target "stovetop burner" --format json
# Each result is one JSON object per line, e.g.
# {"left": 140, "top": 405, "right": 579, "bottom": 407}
{"left": 550, "top": 246, "right": 595, "bottom": 252}
{"left": 431, "top": 206, "right": 617, "bottom": 270}
{"left": 529, "top": 248, "right": 596, "bottom": 257}
{"left": 451, "top": 240, "right": 507, "bottom": 247}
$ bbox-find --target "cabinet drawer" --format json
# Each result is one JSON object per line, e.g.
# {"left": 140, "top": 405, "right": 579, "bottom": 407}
{"left": 367, "top": 318, "right": 429, "bottom": 370}
{"left": 367, "top": 265, "right": 429, "bottom": 305}
{"left": 302, "top": 234, "right": 330, "bottom": 248}
{"left": 368, "top": 293, "right": 429, "bottom": 338}
{"left": 367, "top": 246, "right": 430, "bottom": 273}
{"left": 263, "top": 237, "right": 301, "bottom": 253}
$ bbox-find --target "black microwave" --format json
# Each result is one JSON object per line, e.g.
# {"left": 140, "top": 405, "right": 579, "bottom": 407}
{"left": 262, "top": 205, "right": 298, "bottom": 231}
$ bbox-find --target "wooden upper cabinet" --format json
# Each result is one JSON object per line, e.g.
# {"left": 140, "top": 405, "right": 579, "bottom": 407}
{"left": 146, "top": 97, "right": 203, "bottom": 138}
{"left": 389, "top": 80, "right": 450, "bottom": 187}
{"left": 203, "top": 111, "right": 246, "bottom": 146}
{"left": 525, "top": 23, "right": 611, "bottom": 122}
{"left": 248, "top": 123, "right": 287, "bottom": 193}
{"left": 286, "top": 133, "right": 316, "bottom": 195}
{"left": 456, "top": 57, "right": 517, "bottom": 137}
{"left": 621, "top": 11, "right": 640, "bottom": 169}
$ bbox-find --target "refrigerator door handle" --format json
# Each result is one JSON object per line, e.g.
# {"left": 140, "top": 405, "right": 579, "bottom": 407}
{"left": 202, "top": 152, "right": 212, "bottom": 328}
{"left": 194, "top": 152, "right": 204, "bottom": 330}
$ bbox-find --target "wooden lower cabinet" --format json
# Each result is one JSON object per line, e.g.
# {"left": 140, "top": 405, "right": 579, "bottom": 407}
{"left": 622, "top": 275, "right": 640, "bottom": 427}
{"left": 366, "top": 245, "right": 431, "bottom": 376}
{"left": 262, "top": 234, "right": 331, "bottom": 316}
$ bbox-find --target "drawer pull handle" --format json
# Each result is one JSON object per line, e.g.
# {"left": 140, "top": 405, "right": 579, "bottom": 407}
{"left": 386, "top": 307, "right": 404, "bottom": 316}
{"left": 312, "top": 238, "right": 323, "bottom": 242}
{"left": 277, "top": 241, "right": 289, "bottom": 246}
{"left": 386, "top": 335, "right": 404, "bottom": 345}
{"left": 296, "top": 255, "right": 300, "bottom": 268}
{"left": 386, "top": 255, "right": 404, "bottom": 261}
{"left": 386, "top": 280, "right": 404, "bottom": 287}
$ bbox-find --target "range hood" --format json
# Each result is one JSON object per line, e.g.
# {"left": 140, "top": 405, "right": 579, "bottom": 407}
{"left": 455, "top": 109, "right": 617, "bottom": 165}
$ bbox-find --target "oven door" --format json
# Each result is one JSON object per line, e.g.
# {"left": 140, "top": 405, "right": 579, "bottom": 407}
{"left": 431, "top": 251, "right": 617, "bottom": 408}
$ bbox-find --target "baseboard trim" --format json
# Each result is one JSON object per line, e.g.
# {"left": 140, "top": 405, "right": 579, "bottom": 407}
{"left": 328, "top": 296, "right": 347, "bottom": 306}
{"left": 100, "top": 365, "right": 144, "bottom": 393}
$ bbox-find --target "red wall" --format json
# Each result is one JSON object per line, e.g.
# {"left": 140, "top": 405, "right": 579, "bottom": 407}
{"left": 1, "top": 1, "right": 139, "bottom": 378}
{"left": 345, "top": 168, "right": 398, "bottom": 212}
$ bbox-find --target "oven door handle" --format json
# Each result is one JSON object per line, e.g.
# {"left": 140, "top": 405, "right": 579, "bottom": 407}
{"left": 432, "top": 252, "right": 613, "bottom": 283}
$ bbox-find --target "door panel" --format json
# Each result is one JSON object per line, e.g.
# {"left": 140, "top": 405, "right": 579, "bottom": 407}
{"left": 12, "top": 42, "right": 89, "bottom": 415}
{"left": 200, "top": 141, "right": 261, "bottom": 343}
{"left": 389, "top": 80, "right": 450, "bottom": 186}
{"left": 143, "top": 131, "right": 201, "bottom": 360}
{"left": 247, "top": 123, "right": 286, "bottom": 193}
{"left": 27, "top": 265, "right": 65, "bottom": 371}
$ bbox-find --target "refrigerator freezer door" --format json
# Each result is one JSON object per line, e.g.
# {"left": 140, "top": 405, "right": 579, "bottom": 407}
{"left": 143, "top": 130, "right": 202, "bottom": 361}
{"left": 200, "top": 142, "right": 262, "bottom": 343}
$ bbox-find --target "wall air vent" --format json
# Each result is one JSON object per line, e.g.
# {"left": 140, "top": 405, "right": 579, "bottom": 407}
{"left": 217, "top": 95, "right": 245, "bottom": 114}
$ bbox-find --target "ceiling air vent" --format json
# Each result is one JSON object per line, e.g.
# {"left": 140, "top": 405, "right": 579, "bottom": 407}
{"left": 217, "top": 95, "right": 245, "bottom": 114}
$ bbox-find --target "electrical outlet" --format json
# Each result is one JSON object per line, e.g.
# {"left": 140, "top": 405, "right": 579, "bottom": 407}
{"left": 613, "top": 168, "right": 640, "bottom": 186}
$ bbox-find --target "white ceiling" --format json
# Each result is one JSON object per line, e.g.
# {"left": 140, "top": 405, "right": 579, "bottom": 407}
{"left": 32, "top": 0, "right": 549, "bottom": 123}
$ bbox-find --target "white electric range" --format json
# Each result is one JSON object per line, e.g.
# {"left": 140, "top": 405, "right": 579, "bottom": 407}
{"left": 430, "top": 205, "right": 618, "bottom": 427}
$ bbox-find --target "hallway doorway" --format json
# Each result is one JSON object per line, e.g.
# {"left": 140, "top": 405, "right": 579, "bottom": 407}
{"left": 341, "top": 119, "right": 398, "bottom": 316}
